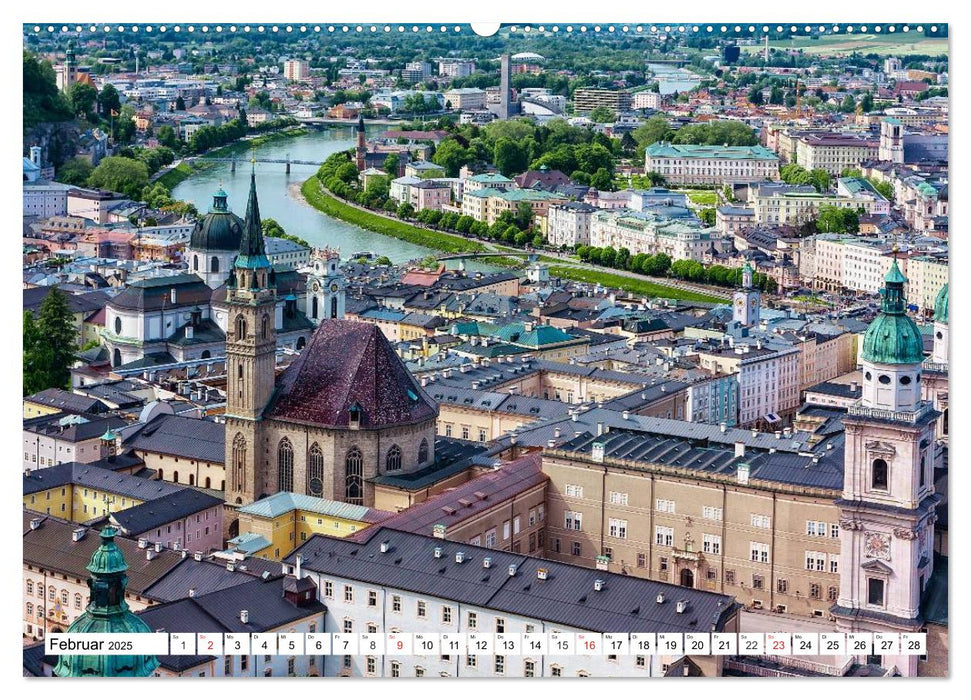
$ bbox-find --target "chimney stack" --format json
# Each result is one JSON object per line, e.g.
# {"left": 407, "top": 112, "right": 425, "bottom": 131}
{"left": 240, "top": 610, "right": 249, "bottom": 624}
{"left": 295, "top": 554, "right": 303, "bottom": 578}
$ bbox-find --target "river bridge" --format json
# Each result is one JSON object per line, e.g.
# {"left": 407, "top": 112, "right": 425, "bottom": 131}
{"left": 193, "top": 154, "right": 326, "bottom": 174}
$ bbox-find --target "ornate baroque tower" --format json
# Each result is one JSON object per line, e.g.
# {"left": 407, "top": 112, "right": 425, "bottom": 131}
{"left": 833, "top": 258, "right": 939, "bottom": 677}
{"left": 306, "top": 248, "right": 346, "bottom": 323}
{"left": 53, "top": 527, "right": 159, "bottom": 677}
{"left": 732, "top": 261, "right": 761, "bottom": 327}
{"left": 224, "top": 168, "right": 277, "bottom": 505}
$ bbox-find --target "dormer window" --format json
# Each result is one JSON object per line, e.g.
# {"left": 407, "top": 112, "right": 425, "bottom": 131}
{"left": 349, "top": 404, "right": 362, "bottom": 427}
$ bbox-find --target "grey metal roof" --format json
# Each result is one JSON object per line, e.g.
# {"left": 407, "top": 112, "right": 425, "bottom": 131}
{"left": 110, "top": 488, "right": 223, "bottom": 536}
{"left": 25, "top": 388, "right": 110, "bottom": 415}
{"left": 126, "top": 414, "right": 225, "bottom": 464}
{"left": 23, "top": 462, "right": 185, "bottom": 498}
{"left": 287, "top": 527, "right": 736, "bottom": 634}
{"left": 554, "top": 430, "right": 845, "bottom": 491}
{"left": 143, "top": 557, "right": 265, "bottom": 603}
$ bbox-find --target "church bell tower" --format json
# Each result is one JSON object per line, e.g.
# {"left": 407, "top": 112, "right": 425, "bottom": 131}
{"left": 732, "top": 261, "right": 761, "bottom": 327}
{"left": 833, "top": 257, "right": 939, "bottom": 677}
{"left": 224, "top": 166, "right": 277, "bottom": 505}
{"left": 307, "top": 248, "right": 346, "bottom": 323}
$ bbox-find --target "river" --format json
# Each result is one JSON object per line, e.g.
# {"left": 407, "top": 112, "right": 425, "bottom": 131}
{"left": 647, "top": 62, "right": 703, "bottom": 95}
{"left": 171, "top": 127, "right": 436, "bottom": 264}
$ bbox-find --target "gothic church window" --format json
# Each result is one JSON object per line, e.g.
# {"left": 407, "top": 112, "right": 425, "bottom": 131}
{"left": 386, "top": 445, "right": 402, "bottom": 472}
{"left": 418, "top": 438, "right": 429, "bottom": 464}
{"left": 278, "top": 438, "right": 294, "bottom": 492}
{"left": 346, "top": 446, "right": 363, "bottom": 505}
{"left": 307, "top": 443, "right": 324, "bottom": 497}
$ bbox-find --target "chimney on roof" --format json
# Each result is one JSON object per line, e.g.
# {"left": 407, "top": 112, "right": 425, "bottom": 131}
{"left": 537, "top": 568, "right": 549, "bottom": 580}
{"left": 656, "top": 592, "right": 665, "bottom": 604}
{"left": 181, "top": 550, "right": 188, "bottom": 559}
{"left": 554, "top": 427, "right": 561, "bottom": 438}
{"left": 71, "top": 527, "right": 85, "bottom": 542}
{"left": 775, "top": 430, "right": 782, "bottom": 439}
{"left": 380, "top": 540, "right": 391, "bottom": 553}
{"left": 720, "top": 422, "right": 728, "bottom": 433}
{"left": 155, "top": 541, "right": 163, "bottom": 553}
{"left": 29, "top": 517, "right": 42, "bottom": 530}
{"left": 676, "top": 599, "right": 688, "bottom": 614}
{"left": 622, "top": 410, "right": 630, "bottom": 420}
{"left": 434, "top": 546, "right": 443, "bottom": 558}
{"left": 455, "top": 551, "right": 466, "bottom": 564}
{"left": 735, "top": 442, "right": 746, "bottom": 458}
{"left": 508, "top": 564, "right": 517, "bottom": 577}
{"left": 597, "top": 422, "right": 604, "bottom": 436}
{"left": 170, "top": 289, "right": 177, "bottom": 304}
{"left": 594, "top": 579, "right": 605, "bottom": 592}
{"left": 483, "top": 557, "right": 492, "bottom": 569}
{"left": 146, "top": 549, "right": 156, "bottom": 561}
{"left": 240, "top": 610, "right": 249, "bottom": 624}
{"left": 850, "top": 381, "right": 859, "bottom": 392}
{"left": 295, "top": 554, "right": 303, "bottom": 579}
{"left": 188, "top": 588, "right": 196, "bottom": 598}
{"left": 194, "top": 552, "right": 203, "bottom": 561}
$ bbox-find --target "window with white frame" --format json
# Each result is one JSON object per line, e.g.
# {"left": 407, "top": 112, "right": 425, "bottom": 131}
{"left": 485, "top": 528, "right": 497, "bottom": 547}
{"left": 751, "top": 514, "right": 771, "bottom": 529}
{"left": 805, "top": 551, "right": 826, "bottom": 571}
{"left": 417, "top": 601, "right": 427, "bottom": 618}
{"left": 750, "top": 542, "right": 770, "bottom": 563}
{"left": 655, "top": 526, "right": 674, "bottom": 546}
{"left": 829, "top": 555, "right": 840, "bottom": 574}
{"left": 608, "top": 518, "right": 627, "bottom": 539}
{"left": 565, "top": 511, "right": 582, "bottom": 531}
{"left": 702, "top": 505, "right": 723, "bottom": 521}
{"left": 503, "top": 520, "right": 511, "bottom": 540}
{"left": 830, "top": 523, "right": 840, "bottom": 538}
{"left": 609, "top": 491, "right": 628, "bottom": 506}
{"left": 442, "top": 606, "right": 452, "bottom": 624}
{"left": 703, "top": 534, "right": 721, "bottom": 555}
{"left": 513, "top": 516, "right": 521, "bottom": 535}
{"left": 655, "top": 498, "right": 676, "bottom": 514}
{"left": 565, "top": 484, "right": 583, "bottom": 498}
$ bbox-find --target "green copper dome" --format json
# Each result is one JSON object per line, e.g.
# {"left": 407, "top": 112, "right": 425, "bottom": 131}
{"left": 190, "top": 188, "right": 244, "bottom": 252}
{"left": 861, "top": 259, "right": 925, "bottom": 365}
{"left": 934, "top": 283, "right": 948, "bottom": 323}
{"left": 53, "top": 527, "right": 159, "bottom": 677}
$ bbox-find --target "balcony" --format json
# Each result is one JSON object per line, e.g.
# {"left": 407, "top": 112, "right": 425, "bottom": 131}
{"left": 846, "top": 402, "right": 934, "bottom": 424}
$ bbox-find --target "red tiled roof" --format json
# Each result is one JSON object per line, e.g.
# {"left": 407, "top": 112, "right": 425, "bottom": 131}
{"left": 266, "top": 319, "right": 438, "bottom": 429}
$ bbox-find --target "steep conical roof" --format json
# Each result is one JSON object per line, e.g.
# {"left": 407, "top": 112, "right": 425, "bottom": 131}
{"left": 861, "top": 258, "right": 924, "bottom": 365}
{"left": 235, "top": 169, "right": 270, "bottom": 269}
{"left": 53, "top": 527, "right": 159, "bottom": 677}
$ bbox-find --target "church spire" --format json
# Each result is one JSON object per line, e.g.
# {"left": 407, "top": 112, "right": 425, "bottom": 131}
{"left": 236, "top": 167, "right": 270, "bottom": 270}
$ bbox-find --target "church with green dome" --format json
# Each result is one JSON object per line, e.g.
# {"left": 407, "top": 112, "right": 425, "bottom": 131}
{"left": 187, "top": 186, "right": 246, "bottom": 288}
{"left": 52, "top": 527, "right": 159, "bottom": 677}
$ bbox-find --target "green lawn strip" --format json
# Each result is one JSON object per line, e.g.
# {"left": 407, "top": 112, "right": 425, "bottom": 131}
{"left": 549, "top": 265, "right": 726, "bottom": 303}
{"left": 300, "top": 178, "right": 485, "bottom": 254}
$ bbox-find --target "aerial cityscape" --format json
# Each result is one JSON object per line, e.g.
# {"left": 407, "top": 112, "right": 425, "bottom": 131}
{"left": 21, "top": 21, "right": 948, "bottom": 679}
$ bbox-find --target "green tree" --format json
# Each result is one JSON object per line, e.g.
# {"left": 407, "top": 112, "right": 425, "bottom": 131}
{"left": 748, "top": 86, "right": 764, "bottom": 105}
{"left": 97, "top": 83, "right": 121, "bottom": 118}
{"left": 261, "top": 218, "right": 286, "bottom": 237}
{"left": 816, "top": 205, "right": 860, "bottom": 233}
{"left": 431, "top": 139, "right": 471, "bottom": 177}
{"left": 514, "top": 202, "right": 534, "bottom": 231}
{"left": 23, "top": 51, "right": 72, "bottom": 130}
{"left": 157, "top": 124, "right": 179, "bottom": 149}
{"left": 87, "top": 156, "right": 149, "bottom": 198}
{"left": 55, "top": 157, "right": 94, "bottom": 187}
{"left": 493, "top": 138, "right": 529, "bottom": 177}
{"left": 699, "top": 208, "right": 716, "bottom": 226}
{"left": 25, "top": 288, "right": 77, "bottom": 393}
{"left": 383, "top": 152, "right": 400, "bottom": 177}
{"left": 397, "top": 202, "right": 415, "bottom": 218}
{"left": 69, "top": 82, "right": 98, "bottom": 120}
{"left": 589, "top": 106, "right": 617, "bottom": 123}
{"left": 175, "top": 95, "right": 186, "bottom": 111}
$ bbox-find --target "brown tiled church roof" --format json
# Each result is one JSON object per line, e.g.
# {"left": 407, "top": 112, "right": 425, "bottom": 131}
{"left": 266, "top": 319, "right": 438, "bottom": 429}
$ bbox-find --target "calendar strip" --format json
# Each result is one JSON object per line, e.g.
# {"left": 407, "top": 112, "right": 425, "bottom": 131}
{"left": 45, "top": 632, "right": 926, "bottom": 657}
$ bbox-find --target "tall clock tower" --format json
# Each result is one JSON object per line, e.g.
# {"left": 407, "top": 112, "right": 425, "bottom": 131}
{"left": 224, "top": 168, "right": 277, "bottom": 506}
{"left": 732, "top": 261, "right": 761, "bottom": 327}
{"left": 306, "top": 247, "right": 346, "bottom": 323}
{"left": 833, "top": 257, "right": 939, "bottom": 677}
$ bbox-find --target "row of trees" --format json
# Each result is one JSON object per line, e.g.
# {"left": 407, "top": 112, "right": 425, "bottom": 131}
{"left": 577, "top": 246, "right": 674, "bottom": 277}
{"left": 780, "top": 163, "right": 832, "bottom": 192}
{"left": 669, "top": 260, "right": 778, "bottom": 293}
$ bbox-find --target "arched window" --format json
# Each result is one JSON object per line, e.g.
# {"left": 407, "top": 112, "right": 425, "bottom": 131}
{"left": 278, "top": 438, "right": 294, "bottom": 492}
{"left": 331, "top": 296, "right": 338, "bottom": 319}
{"left": 232, "top": 434, "right": 246, "bottom": 492}
{"left": 312, "top": 295, "right": 319, "bottom": 320}
{"left": 189, "top": 474, "right": 195, "bottom": 486}
{"left": 201, "top": 350, "right": 211, "bottom": 359}
{"left": 173, "top": 471, "right": 179, "bottom": 483}
{"left": 307, "top": 443, "right": 324, "bottom": 497}
{"left": 235, "top": 315, "right": 247, "bottom": 340}
{"left": 204, "top": 476, "right": 211, "bottom": 489}
{"left": 345, "top": 446, "right": 363, "bottom": 505}
{"left": 112, "top": 349, "right": 121, "bottom": 368}
{"left": 114, "top": 316, "right": 122, "bottom": 334}
{"left": 418, "top": 438, "right": 429, "bottom": 464}
{"left": 193, "top": 254, "right": 199, "bottom": 271}
{"left": 943, "top": 407, "right": 949, "bottom": 436}
{"left": 74, "top": 593, "right": 83, "bottom": 609}
{"left": 211, "top": 256, "right": 220, "bottom": 273}
{"left": 261, "top": 314, "right": 269, "bottom": 340}
{"left": 386, "top": 445, "right": 402, "bottom": 472}
{"left": 871, "top": 458, "right": 889, "bottom": 491}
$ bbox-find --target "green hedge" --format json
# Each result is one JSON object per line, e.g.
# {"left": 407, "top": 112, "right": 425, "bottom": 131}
{"left": 300, "top": 178, "right": 485, "bottom": 254}
{"left": 548, "top": 265, "right": 726, "bottom": 304}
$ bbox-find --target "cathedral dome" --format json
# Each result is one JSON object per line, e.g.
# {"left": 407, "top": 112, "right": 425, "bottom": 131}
{"left": 266, "top": 319, "right": 438, "bottom": 429}
{"left": 861, "top": 259, "right": 925, "bottom": 365}
{"left": 934, "top": 283, "right": 948, "bottom": 323}
{"left": 189, "top": 187, "right": 244, "bottom": 252}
